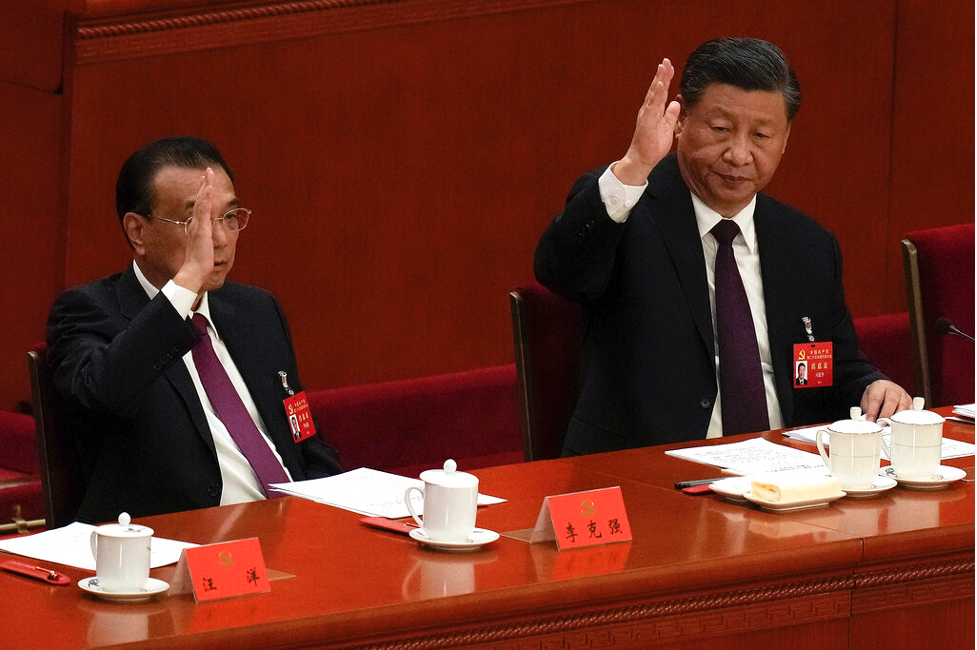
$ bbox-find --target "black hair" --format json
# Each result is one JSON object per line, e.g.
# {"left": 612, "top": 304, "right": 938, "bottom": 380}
{"left": 680, "top": 38, "right": 801, "bottom": 121}
{"left": 115, "top": 135, "right": 233, "bottom": 223}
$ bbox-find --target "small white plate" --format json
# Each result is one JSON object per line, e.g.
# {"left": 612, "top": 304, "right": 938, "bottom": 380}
{"left": 709, "top": 476, "right": 752, "bottom": 503}
{"left": 78, "top": 576, "right": 170, "bottom": 602}
{"left": 409, "top": 527, "right": 500, "bottom": 552}
{"left": 880, "top": 465, "right": 967, "bottom": 489}
{"left": 743, "top": 490, "right": 846, "bottom": 512}
{"left": 841, "top": 476, "right": 898, "bottom": 498}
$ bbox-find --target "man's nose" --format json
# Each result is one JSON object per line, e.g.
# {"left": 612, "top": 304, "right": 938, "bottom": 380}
{"left": 211, "top": 217, "right": 231, "bottom": 245}
{"left": 723, "top": 134, "right": 753, "bottom": 166}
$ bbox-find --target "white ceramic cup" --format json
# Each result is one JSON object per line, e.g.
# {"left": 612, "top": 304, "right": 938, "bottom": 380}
{"left": 405, "top": 459, "right": 478, "bottom": 543}
{"left": 879, "top": 397, "right": 945, "bottom": 479}
{"left": 89, "top": 512, "right": 153, "bottom": 592}
{"left": 816, "top": 407, "right": 886, "bottom": 490}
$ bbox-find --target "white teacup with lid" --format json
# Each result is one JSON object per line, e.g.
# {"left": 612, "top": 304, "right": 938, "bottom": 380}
{"left": 816, "top": 407, "right": 887, "bottom": 490}
{"left": 879, "top": 397, "right": 945, "bottom": 479}
{"left": 405, "top": 459, "right": 478, "bottom": 543}
{"left": 89, "top": 512, "right": 153, "bottom": 592}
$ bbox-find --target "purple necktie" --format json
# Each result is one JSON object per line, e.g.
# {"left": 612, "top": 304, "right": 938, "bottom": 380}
{"left": 191, "top": 313, "right": 288, "bottom": 497}
{"left": 711, "top": 219, "right": 770, "bottom": 435}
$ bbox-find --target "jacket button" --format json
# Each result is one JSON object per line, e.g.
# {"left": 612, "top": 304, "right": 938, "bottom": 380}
{"left": 208, "top": 484, "right": 221, "bottom": 498}
{"left": 699, "top": 397, "right": 712, "bottom": 409}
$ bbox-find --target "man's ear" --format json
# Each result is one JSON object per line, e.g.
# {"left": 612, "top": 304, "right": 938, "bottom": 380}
{"left": 123, "top": 212, "right": 147, "bottom": 254}
{"left": 781, "top": 122, "right": 792, "bottom": 154}
{"left": 673, "top": 93, "right": 687, "bottom": 137}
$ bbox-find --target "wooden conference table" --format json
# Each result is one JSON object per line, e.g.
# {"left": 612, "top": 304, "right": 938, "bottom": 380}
{"left": 1, "top": 412, "right": 973, "bottom": 649}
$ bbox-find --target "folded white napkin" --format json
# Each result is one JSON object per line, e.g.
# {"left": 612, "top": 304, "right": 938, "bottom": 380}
{"left": 751, "top": 471, "right": 841, "bottom": 502}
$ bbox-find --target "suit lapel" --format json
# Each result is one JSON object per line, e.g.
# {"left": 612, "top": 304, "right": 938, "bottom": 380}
{"left": 646, "top": 157, "right": 715, "bottom": 358}
{"left": 754, "top": 197, "right": 795, "bottom": 424}
{"left": 117, "top": 266, "right": 216, "bottom": 459}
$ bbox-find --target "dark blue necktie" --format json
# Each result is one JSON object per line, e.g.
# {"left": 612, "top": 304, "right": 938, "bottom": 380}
{"left": 711, "top": 219, "right": 770, "bottom": 435}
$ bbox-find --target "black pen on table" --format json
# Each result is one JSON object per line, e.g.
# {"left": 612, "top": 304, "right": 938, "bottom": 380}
{"left": 673, "top": 477, "right": 725, "bottom": 489}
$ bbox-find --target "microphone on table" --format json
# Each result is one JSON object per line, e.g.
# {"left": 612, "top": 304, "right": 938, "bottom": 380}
{"left": 935, "top": 317, "right": 975, "bottom": 343}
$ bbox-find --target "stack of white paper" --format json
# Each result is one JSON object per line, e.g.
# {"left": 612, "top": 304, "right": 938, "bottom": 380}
{"left": 271, "top": 467, "right": 505, "bottom": 520}
{"left": 665, "top": 437, "right": 826, "bottom": 475}
{"left": 0, "top": 522, "right": 196, "bottom": 571}
{"left": 952, "top": 403, "right": 975, "bottom": 422}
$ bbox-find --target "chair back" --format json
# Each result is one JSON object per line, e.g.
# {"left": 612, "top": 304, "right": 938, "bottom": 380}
{"left": 28, "top": 348, "right": 85, "bottom": 528}
{"left": 901, "top": 223, "right": 976, "bottom": 407}
{"left": 509, "top": 283, "right": 582, "bottom": 461}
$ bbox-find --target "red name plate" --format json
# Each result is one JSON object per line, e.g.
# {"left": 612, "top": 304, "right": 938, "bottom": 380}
{"left": 185, "top": 538, "right": 270, "bottom": 602}
{"left": 530, "top": 486, "right": 632, "bottom": 550}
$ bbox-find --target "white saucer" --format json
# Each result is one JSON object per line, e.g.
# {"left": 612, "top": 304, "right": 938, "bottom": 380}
{"left": 409, "top": 527, "right": 500, "bottom": 552}
{"left": 743, "top": 490, "right": 846, "bottom": 512}
{"left": 709, "top": 476, "right": 752, "bottom": 503}
{"left": 78, "top": 577, "right": 169, "bottom": 601}
{"left": 880, "top": 465, "right": 967, "bottom": 489}
{"left": 841, "top": 476, "right": 898, "bottom": 498}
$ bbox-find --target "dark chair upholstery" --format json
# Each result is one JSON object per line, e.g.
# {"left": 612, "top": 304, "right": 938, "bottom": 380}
{"left": 902, "top": 223, "right": 976, "bottom": 407}
{"left": 853, "top": 312, "right": 915, "bottom": 396}
{"left": 509, "top": 282, "right": 582, "bottom": 461}
{"left": 28, "top": 347, "right": 85, "bottom": 528}
{"left": 307, "top": 365, "right": 523, "bottom": 478}
{"left": 0, "top": 409, "right": 43, "bottom": 529}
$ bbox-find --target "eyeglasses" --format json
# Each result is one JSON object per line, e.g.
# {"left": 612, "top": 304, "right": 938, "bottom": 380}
{"left": 140, "top": 207, "right": 251, "bottom": 235}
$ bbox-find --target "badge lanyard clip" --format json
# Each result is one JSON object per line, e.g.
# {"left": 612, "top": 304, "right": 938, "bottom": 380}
{"left": 801, "top": 317, "right": 815, "bottom": 342}
{"left": 278, "top": 371, "right": 295, "bottom": 396}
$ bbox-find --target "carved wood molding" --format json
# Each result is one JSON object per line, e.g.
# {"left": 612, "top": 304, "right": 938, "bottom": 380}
{"left": 71, "top": 0, "right": 591, "bottom": 65}
{"left": 356, "top": 556, "right": 976, "bottom": 649}
{"left": 855, "top": 555, "right": 975, "bottom": 589}
{"left": 360, "top": 575, "right": 854, "bottom": 649}
{"left": 852, "top": 556, "right": 976, "bottom": 614}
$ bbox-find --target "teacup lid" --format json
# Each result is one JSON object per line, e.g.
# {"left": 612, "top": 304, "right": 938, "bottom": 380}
{"left": 419, "top": 459, "right": 478, "bottom": 488}
{"left": 95, "top": 512, "right": 153, "bottom": 538}
{"left": 828, "top": 407, "right": 884, "bottom": 434}
{"left": 890, "top": 397, "right": 945, "bottom": 425}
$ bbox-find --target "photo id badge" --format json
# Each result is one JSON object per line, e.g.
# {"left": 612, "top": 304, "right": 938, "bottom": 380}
{"left": 793, "top": 342, "right": 833, "bottom": 388}
{"left": 284, "top": 390, "right": 316, "bottom": 442}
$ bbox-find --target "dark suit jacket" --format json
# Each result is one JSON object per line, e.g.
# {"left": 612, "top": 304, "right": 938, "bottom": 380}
{"left": 46, "top": 266, "right": 341, "bottom": 523}
{"left": 535, "top": 154, "right": 884, "bottom": 455}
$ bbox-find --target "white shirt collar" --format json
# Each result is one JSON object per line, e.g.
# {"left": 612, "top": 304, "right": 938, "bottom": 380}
{"left": 691, "top": 193, "right": 759, "bottom": 254}
{"left": 132, "top": 260, "right": 216, "bottom": 335}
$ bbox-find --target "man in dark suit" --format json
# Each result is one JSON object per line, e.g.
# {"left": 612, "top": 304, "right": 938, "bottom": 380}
{"left": 535, "top": 38, "right": 910, "bottom": 455}
{"left": 47, "top": 136, "right": 341, "bottom": 523}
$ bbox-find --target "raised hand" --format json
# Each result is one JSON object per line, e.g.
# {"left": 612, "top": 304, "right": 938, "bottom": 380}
{"left": 613, "top": 58, "right": 681, "bottom": 186}
{"left": 174, "top": 168, "right": 216, "bottom": 298}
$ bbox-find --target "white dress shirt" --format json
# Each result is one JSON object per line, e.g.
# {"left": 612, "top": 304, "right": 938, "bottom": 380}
{"left": 598, "top": 166, "right": 784, "bottom": 437}
{"left": 133, "top": 261, "right": 291, "bottom": 504}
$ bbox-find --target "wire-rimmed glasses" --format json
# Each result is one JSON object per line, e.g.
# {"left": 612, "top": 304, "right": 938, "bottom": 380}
{"left": 140, "top": 207, "right": 251, "bottom": 235}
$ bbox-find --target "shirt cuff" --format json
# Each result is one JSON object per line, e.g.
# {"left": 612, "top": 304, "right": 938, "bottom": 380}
{"left": 598, "top": 163, "right": 648, "bottom": 223}
{"left": 162, "top": 280, "right": 197, "bottom": 319}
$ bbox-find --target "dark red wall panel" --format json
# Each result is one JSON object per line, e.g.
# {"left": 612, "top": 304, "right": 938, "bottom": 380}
{"left": 0, "top": 0, "right": 972, "bottom": 410}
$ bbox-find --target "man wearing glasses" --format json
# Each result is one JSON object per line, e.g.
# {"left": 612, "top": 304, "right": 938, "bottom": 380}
{"left": 46, "top": 136, "right": 341, "bottom": 523}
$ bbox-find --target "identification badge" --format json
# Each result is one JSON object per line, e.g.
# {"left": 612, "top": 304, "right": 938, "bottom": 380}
{"left": 283, "top": 390, "right": 316, "bottom": 442}
{"left": 793, "top": 342, "right": 833, "bottom": 388}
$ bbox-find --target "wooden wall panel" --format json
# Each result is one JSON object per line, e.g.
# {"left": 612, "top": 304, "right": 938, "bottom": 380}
{"left": 0, "top": 0, "right": 971, "bottom": 409}
{"left": 887, "top": 0, "right": 975, "bottom": 314}
{"left": 0, "top": 82, "right": 63, "bottom": 409}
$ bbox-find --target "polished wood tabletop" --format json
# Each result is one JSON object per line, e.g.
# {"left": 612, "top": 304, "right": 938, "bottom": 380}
{"left": 1, "top": 412, "right": 973, "bottom": 649}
